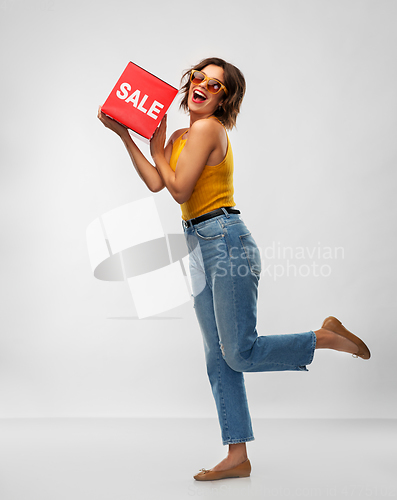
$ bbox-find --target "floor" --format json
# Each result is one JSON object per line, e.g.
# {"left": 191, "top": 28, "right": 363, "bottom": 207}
{"left": 0, "top": 418, "right": 395, "bottom": 500}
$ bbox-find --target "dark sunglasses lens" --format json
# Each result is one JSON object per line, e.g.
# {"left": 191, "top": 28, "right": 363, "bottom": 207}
{"left": 191, "top": 71, "right": 205, "bottom": 84}
{"left": 208, "top": 79, "right": 222, "bottom": 94}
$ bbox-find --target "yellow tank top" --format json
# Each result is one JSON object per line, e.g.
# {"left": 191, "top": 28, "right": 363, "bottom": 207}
{"left": 169, "top": 123, "right": 235, "bottom": 221}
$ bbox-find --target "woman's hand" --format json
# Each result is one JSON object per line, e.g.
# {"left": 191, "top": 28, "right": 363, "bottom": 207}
{"left": 97, "top": 105, "right": 129, "bottom": 138}
{"left": 150, "top": 114, "right": 167, "bottom": 161}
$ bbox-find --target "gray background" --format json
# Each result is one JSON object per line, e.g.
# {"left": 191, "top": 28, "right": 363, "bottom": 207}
{"left": 0, "top": 0, "right": 396, "bottom": 420}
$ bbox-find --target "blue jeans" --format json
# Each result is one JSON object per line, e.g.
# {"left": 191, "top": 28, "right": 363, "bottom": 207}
{"left": 183, "top": 209, "right": 316, "bottom": 445}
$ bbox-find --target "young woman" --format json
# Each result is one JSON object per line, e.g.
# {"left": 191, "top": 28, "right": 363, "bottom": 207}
{"left": 98, "top": 57, "right": 371, "bottom": 481}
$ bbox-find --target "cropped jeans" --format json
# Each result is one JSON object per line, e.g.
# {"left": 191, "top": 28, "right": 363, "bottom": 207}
{"left": 183, "top": 209, "right": 316, "bottom": 445}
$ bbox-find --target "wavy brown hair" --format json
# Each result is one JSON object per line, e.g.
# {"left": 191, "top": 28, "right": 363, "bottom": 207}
{"left": 179, "top": 57, "right": 246, "bottom": 130}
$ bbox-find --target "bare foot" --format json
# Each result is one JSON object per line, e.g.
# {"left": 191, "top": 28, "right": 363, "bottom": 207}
{"left": 210, "top": 443, "right": 248, "bottom": 472}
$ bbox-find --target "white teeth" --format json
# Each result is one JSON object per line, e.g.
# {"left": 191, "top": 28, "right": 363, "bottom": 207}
{"left": 194, "top": 89, "right": 206, "bottom": 99}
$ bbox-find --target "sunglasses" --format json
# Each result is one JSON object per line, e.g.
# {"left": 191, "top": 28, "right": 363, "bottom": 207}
{"left": 190, "top": 70, "right": 228, "bottom": 95}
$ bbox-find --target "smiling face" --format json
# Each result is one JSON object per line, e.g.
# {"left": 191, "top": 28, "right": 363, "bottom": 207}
{"left": 188, "top": 64, "right": 226, "bottom": 119}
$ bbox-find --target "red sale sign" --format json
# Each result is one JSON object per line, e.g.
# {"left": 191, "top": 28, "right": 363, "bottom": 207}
{"left": 102, "top": 62, "right": 179, "bottom": 143}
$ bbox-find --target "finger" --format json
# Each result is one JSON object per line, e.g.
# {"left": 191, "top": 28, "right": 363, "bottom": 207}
{"left": 159, "top": 120, "right": 167, "bottom": 136}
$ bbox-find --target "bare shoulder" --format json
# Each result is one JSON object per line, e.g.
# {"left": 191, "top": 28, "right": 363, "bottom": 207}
{"left": 189, "top": 118, "right": 226, "bottom": 145}
{"left": 190, "top": 117, "right": 224, "bottom": 134}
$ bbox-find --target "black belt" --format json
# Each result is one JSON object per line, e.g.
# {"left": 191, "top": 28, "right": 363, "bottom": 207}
{"left": 183, "top": 207, "right": 240, "bottom": 227}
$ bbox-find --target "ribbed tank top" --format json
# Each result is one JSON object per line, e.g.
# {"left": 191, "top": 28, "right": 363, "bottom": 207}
{"left": 169, "top": 124, "right": 235, "bottom": 221}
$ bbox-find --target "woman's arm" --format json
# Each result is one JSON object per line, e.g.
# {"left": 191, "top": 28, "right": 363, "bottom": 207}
{"left": 150, "top": 116, "right": 222, "bottom": 204}
{"left": 97, "top": 106, "right": 165, "bottom": 193}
